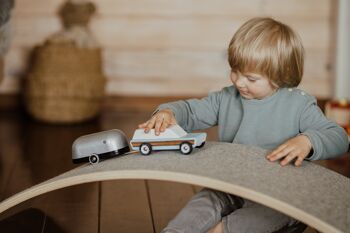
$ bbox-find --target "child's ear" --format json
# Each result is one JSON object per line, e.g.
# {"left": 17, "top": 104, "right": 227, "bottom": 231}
{"left": 230, "top": 71, "right": 238, "bottom": 82}
{"left": 230, "top": 70, "right": 237, "bottom": 76}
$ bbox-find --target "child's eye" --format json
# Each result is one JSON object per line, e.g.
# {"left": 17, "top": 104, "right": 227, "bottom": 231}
{"left": 247, "top": 77, "right": 257, "bottom": 82}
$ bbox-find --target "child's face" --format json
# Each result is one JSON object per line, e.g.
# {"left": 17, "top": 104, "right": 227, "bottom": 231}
{"left": 230, "top": 71, "right": 278, "bottom": 100}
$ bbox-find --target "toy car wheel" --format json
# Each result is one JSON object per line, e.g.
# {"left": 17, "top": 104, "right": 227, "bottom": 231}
{"left": 180, "top": 142, "right": 192, "bottom": 155}
{"left": 197, "top": 142, "right": 206, "bottom": 148}
{"left": 140, "top": 143, "right": 152, "bottom": 156}
{"left": 89, "top": 154, "right": 100, "bottom": 164}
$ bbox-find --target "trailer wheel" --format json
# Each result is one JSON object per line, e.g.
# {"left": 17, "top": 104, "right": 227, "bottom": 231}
{"left": 89, "top": 154, "right": 100, "bottom": 164}
{"left": 140, "top": 143, "right": 152, "bottom": 155}
{"left": 180, "top": 142, "right": 192, "bottom": 155}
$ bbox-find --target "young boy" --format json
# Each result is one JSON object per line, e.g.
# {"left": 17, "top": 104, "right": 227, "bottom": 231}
{"left": 138, "top": 17, "right": 349, "bottom": 233}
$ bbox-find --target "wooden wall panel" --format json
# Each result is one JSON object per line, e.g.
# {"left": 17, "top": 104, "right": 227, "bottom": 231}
{"left": 103, "top": 49, "right": 329, "bottom": 79}
{"left": 11, "top": 17, "right": 329, "bottom": 50}
{"left": 4, "top": 47, "right": 331, "bottom": 97}
{"left": 102, "top": 50, "right": 228, "bottom": 80}
{"left": 13, "top": 0, "right": 63, "bottom": 15}
{"left": 106, "top": 78, "right": 229, "bottom": 97}
{"left": 14, "top": 0, "right": 330, "bottom": 19}
{"left": 1, "top": 0, "right": 335, "bottom": 98}
{"left": 12, "top": 16, "right": 62, "bottom": 47}
{"left": 91, "top": 18, "right": 330, "bottom": 50}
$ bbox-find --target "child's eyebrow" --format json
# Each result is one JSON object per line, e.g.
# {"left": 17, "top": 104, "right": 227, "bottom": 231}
{"left": 244, "top": 73, "right": 262, "bottom": 79}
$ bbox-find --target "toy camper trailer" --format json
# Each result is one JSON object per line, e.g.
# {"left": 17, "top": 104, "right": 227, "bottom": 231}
{"left": 72, "top": 129, "right": 130, "bottom": 164}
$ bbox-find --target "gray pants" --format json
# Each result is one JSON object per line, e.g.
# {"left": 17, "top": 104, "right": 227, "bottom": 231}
{"left": 161, "top": 188, "right": 298, "bottom": 233}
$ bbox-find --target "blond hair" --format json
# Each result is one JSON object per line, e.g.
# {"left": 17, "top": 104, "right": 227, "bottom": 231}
{"left": 228, "top": 17, "right": 304, "bottom": 87}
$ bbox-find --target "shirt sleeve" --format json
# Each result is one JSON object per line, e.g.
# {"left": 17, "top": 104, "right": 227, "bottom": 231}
{"left": 299, "top": 97, "right": 349, "bottom": 161}
{"left": 156, "top": 90, "right": 222, "bottom": 132}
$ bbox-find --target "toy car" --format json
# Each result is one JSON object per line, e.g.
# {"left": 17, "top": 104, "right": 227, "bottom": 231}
{"left": 72, "top": 129, "right": 130, "bottom": 164}
{"left": 130, "top": 124, "right": 206, "bottom": 155}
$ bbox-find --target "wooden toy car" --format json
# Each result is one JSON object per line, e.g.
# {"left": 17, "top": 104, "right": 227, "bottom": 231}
{"left": 130, "top": 125, "right": 206, "bottom": 155}
{"left": 72, "top": 129, "right": 130, "bottom": 164}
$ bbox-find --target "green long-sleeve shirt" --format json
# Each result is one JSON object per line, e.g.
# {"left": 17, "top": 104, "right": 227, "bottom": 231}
{"left": 158, "top": 86, "right": 349, "bottom": 161}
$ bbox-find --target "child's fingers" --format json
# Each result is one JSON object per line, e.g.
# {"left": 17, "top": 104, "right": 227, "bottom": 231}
{"left": 294, "top": 156, "right": 304, "bottom": 166}
{"left": 138, "top": 122, "right": 148, "bottom": 128}
{"left": 267, "top": 147, "right": 286, "bottom": 160}
{"left": 154, "top": 118, "right": 164, "bottom": 135}
{"left": 144, "top": 118, "right": 156, "bottom": 132}
{"left": 139, "top": 110, "right": 176, "bottom": 133}
{"left": 266, "top": 144, "right": 287, "bottom": 159}
{"left": 280, "top": 151, "right": 298, "bottom": 166}
{"left": 160, "top": 121, "right": 169, "bottom": 132}
{"left": 267, "top": 146, "right": 293, "bottom": 162}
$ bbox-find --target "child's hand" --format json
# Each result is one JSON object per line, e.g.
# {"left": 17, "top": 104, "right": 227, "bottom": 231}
{"left": 138, "top": 109, "right": 177, "bottom": 135}
{"left": 266, "top": 135, "right": 312, "bottom": 166}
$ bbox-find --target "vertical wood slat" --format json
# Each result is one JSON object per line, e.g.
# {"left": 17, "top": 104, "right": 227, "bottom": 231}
{"left": 147, "top": 180, "right": 195, "bottom": 233}
{"left": 41, "top": 183, "right": 99, "bottom": 233}
{"left": 100, "top": 180, "right": 154, "bottom": 233}
{"left": 0, "top": 113, "right": 22, "bottom": 201}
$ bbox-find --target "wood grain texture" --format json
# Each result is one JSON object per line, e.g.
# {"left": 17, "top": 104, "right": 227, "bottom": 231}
{"left": 10, "top": 16, "right": 330, "bottom": 49}
{"left": 131, "top": 140, "right": 194, "bottom": 147}
{"left": 4, "top": 47, "right": 331, "bottom": 97}
{"left": 0, "top": 113, "right": 21, "bottom": 201}
{"left": 90, "top": 17, "right": 330, "bottom": 49}
{"left": 13, "top": 0, "right": 330, "bottom": 19}
{"left": 100, "top": 180, "right": 154, "bottom": 233}
{"left": 1, "top": 0, "right": 335, "bottom": 98}
{"left": 0, "top": 142, "right": 349, "bottom": 233}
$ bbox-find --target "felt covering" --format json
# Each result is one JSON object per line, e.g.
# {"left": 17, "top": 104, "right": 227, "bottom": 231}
{"left": 0, "top": 142, "right": 349, "bottom": 232}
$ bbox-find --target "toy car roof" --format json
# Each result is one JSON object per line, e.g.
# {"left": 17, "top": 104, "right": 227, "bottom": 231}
{"left": 132, "top": 124, "right": 187, "bottom": 140}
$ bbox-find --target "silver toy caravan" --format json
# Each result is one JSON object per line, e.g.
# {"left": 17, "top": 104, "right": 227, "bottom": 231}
{"left": 72, "top": 129, "right": 130, "bottom": 164}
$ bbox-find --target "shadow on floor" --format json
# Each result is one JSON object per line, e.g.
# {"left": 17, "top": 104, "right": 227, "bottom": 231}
{"left": 0, "top": 208, "right": 68, "bottom": 233}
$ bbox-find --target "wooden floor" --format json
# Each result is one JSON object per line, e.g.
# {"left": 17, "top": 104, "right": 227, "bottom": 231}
{"left": 0, "top": 107, "right": 349, "bottom": 233}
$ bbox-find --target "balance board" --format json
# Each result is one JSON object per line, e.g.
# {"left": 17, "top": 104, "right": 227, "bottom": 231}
{"left": 0, "top": 142, "right": 349, "bottom": 233}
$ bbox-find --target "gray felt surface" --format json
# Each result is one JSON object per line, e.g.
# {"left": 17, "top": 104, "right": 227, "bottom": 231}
{"left": 1, "top": 142, "right": 349, "bottom": 232}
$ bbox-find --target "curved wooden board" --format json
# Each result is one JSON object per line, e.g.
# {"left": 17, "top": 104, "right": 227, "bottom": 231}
{"left": 0, "top": 142, "right": 349, "bottom": 232}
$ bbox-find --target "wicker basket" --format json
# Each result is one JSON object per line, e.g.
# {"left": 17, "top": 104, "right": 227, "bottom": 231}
{"left": 25, "top": 41, "right": 106, "bottom": 124}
